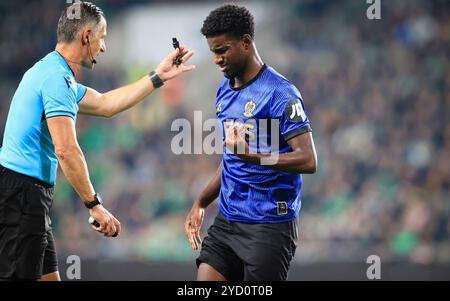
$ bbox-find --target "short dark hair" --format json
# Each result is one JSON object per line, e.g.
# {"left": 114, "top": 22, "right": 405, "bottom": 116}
{"left": 201, "top": 4, "right": 255, "bottom": 39}
{"left": 57, "top": 1, "right": 105, "bottom": 43}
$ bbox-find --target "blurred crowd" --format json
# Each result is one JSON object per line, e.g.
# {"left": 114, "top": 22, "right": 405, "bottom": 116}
{"left": 1, "top": 0, "right": 449, "bottom": 265}
{"left": 283, "top": 0, "right": 450, "bottom": 264}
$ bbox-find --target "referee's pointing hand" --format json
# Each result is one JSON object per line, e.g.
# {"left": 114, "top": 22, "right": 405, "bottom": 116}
{"left": 155, "top": 45, "right": 196, "bottom": 82}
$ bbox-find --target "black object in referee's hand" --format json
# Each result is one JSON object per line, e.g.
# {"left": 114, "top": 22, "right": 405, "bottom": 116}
{"left": 172, "top": 37, "right": 183, "bottom": 66}
{"left": 89, "top": 216, "right": 118, "bottom": 237}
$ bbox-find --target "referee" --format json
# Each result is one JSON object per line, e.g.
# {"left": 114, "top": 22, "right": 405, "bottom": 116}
{"left": 0, "top": 2, "right": 194, "bottom": 281}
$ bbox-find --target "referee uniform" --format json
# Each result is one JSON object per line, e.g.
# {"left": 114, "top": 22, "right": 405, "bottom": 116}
{"left": 0, "top": 51, "right": 86, "bottom": 280}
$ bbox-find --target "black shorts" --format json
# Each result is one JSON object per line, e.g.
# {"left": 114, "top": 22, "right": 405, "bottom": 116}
{"left": 0, "top": 165, "right": 58, "bottom": 280}
{"left": 197, "top": 211, "right": 298, "bottom": 281}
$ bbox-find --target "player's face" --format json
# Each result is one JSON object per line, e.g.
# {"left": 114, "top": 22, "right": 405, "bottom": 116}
{"left": 207, "top": 34, "right": 248, "bottom": 79}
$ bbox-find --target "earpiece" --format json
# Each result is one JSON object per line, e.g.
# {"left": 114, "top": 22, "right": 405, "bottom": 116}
{"left": 86, "top": 35, "right": 96, "bottom": 65}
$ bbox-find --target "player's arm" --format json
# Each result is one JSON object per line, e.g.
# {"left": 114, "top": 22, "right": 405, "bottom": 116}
{"left": 185, "top": 164, "right": 222, "bottom": 250}
{"left": 78, "top": 46, "right": 195, "bottom": 118}
{"left": 225, "top": 125, "right": 317, "bottom": 174}
{"left": 47, "top": 116, "right": 121, "bottom": 237}
{"left": 195, "top": 163, "right": 222, "bottom": 208}
{"left": 248, "top": 132, "right": 317, "bottom": 173}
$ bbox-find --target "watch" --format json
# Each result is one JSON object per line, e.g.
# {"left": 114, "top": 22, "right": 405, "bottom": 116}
{"left": 149, "top": 70, "right": 164, "bottom": 89}
{"left": 84, "top": 193, "right": 103, "bottom": 209}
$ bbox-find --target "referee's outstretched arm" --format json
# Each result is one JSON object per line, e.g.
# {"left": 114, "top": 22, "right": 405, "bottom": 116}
{"left": 77, "top": 46, "right": 195, "bottom": 118}
{"left": 54, "top": 2, "right": 195, "bottom": 119}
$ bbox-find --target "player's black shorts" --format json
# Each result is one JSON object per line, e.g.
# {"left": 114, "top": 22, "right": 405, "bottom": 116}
{"left": 197, "top": 211, "right": 298, "bottom": 281}
{"left": 0, "top": 165, "right": 58, "bottom": 280}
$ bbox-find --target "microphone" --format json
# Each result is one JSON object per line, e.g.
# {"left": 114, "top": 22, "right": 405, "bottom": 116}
{"left": 87, "top": 36, "right": 97, "bottom": 65}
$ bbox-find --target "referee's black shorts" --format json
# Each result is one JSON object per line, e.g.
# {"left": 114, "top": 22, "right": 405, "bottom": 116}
{"left": 197, "top": 211, "right": 298, "bottom": 281}
{"left": 0, "top": 165, "right": 58, "bottom": 280}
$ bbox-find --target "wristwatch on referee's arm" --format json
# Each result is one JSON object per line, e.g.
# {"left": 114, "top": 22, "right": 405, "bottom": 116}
{"left": 149, "top": 70, "right": 164, "bottom": 89}
{"left": 84, "top": 193, "right": 103, "bottom": 209}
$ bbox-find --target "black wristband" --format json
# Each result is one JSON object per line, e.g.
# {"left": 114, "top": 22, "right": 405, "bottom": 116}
{"left": 149, "top": 70, "right": 164, "bottom": 88}
{"left": 84, "top": 193, "right": 103, "bottom": 209}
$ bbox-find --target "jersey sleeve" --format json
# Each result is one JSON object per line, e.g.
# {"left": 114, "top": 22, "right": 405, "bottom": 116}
{"left": 270, "top": 84, "right": 312, "bottom": 141}
{"left": 42, "top": 73, "right": 80, "bottom": 120}
{"left": 76, "top": 82, "right": 87, "bottom": 103}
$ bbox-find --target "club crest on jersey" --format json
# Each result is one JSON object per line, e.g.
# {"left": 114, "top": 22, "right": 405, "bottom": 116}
{"left": 243, "top": 100, "right": 256, "bottom": 117}
{"left": 216, "top": 103, "right": 222, "bottom": 113}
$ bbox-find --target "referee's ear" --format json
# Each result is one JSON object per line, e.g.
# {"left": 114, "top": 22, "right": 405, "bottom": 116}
{"left": 81, "top": 29, "right": 92, "bottom": 46}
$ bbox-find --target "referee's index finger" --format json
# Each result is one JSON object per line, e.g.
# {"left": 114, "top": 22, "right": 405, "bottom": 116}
{"left": 179, "top": 45, "right": 190, "bottom": 53}
{"left": 180, "top": 50, "right": 194, "bottom": 62}
{"left": 171, "top": 46, "right": 189, "bottom": 58}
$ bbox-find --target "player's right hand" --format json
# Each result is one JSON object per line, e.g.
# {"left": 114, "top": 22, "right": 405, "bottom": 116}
{"left": 89, "top": 205, "right": 121, "bottom": 237}
{"left": 224, "top": 122, "right": 248, "bottom": 155}
{"left": 184, "top": 203, "right": 205, "bottom": 250}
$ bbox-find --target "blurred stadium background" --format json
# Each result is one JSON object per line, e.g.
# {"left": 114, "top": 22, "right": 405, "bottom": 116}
{"left": 1, "top": 0, "right": 449, "bottom": 280}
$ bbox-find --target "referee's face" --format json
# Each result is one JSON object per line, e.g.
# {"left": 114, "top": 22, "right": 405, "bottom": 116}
{"left": 207, "top": 34, "right": 248, "bottom": 79}
{"left": 84, "top": 17, "right": 107, "bottom": 68}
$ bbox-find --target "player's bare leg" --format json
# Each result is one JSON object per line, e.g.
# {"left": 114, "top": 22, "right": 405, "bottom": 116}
{"left": 197, "top": 263, "right": 227, "bottom": 281}
{"left": 39, "top": 271, "right": 61, "bottom": 281}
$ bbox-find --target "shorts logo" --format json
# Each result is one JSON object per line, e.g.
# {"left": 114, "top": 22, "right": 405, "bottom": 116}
{"left": 34, "top": 183, "right": 45, "bottom": 190}
{"left": 216, "top": 103, "right": 222, "bottom": 113}
{"left": 243, "top": 100, "right": 256, "bottom": 118}
{"left": 277, "top": 201, "right": 288, "bottom": 215}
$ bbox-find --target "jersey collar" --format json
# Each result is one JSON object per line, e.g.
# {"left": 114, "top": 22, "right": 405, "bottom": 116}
{"left": 54, "top": 50, "right": 76, "bottom": 77}
{"left": 230, "top": 64, "right": 267, "bottom": 91}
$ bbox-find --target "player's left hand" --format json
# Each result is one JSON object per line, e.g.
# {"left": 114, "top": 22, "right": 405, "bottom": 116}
{"left": 224, "top": 122, "right": 249, "bottom": 155}
{"left": 155, "top": 45, "right": 195, "bottom": 82}
{"left": 184, "top": 203, "right": 205, "bottom": 250}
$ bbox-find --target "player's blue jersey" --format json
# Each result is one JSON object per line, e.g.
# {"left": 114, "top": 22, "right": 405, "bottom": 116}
{"left": 216, "top": 65, "right": 312, "bottom": 223}
{"left": 0, "top": 51, "right": 87, "bottom": 185}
